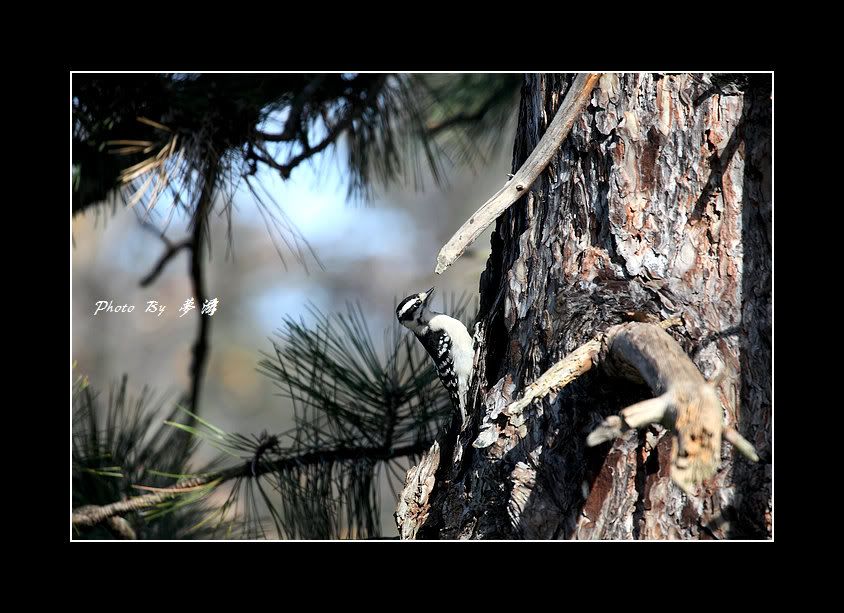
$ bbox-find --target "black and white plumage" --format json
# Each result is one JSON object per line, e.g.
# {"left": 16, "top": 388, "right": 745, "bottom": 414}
{"left": 396, "top": 288, "right": 474, "bottom": 424}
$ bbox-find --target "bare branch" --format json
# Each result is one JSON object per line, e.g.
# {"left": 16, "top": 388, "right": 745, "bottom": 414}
{"left": 724, "top": 427, "right": 760, "bottom": 463}
{"left": 604, "top": 322, "right": 706, "bottom": 394}
{"left": 585, "top": 415, "right": 624, "bottom": 447}
{"left": 620, "top": 395, "right": 671, "bottom": 428}
{"left": 500, "top": 318, "right": 681, "bottom": 428}
{"left": 485, "top": 316, "right": 755, "bottom": 494}
{"left": 505, "top": 339, "right": 601, "bottom": 417}
{"left": 434, "top": 73, "right": 601, "bottom": 275}
{"left": 588, "top": 322, "right": 760, "bottom": 495}
{"left": 72, "top": 476, "right": 223, "bottom": 529}
{"left": 586, "top": 395, "right": 670, "bottom": 446}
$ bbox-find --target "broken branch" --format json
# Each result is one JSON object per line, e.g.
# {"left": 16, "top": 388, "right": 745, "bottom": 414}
{"left": 502, "top": 318, "right": 682, "bottom": 427}
{"left": 588, "top": 322, "right": 759, "bottom": 494}
{"left": 434, "top": 73, "right": 600, "bottom": 275}
{"left": 506, "top": 339, "right": 601, "bottom": 417}
{"left": 483, "top": 316, "right": 756, "bottom": 494}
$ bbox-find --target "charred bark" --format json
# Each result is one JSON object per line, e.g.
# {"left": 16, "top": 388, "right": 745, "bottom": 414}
{"left": 398, "top": 73, "right": 772, "bottom": 540}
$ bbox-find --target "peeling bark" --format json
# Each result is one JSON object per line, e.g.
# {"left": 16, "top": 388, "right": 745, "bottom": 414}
{"left": 399, "top": 73, "right": 771, "bottom": 540}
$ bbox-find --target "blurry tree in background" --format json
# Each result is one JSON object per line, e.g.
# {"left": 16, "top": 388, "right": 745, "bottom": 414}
{"left": 72, "top": 73, "right": 521, "bottom": 539}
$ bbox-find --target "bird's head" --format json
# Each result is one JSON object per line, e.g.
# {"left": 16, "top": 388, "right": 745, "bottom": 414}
{"left": 396, "top": 287, "right": 435, "bottom": 332}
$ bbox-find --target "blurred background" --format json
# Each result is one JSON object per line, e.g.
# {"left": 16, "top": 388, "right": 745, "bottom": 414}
{"left": 72, "top": 74, "right": 520, "bottom": 536}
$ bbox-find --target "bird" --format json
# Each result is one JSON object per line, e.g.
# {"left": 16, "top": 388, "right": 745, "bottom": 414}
{"left": 396, "top": 287, "right": 474, "bottom": 426}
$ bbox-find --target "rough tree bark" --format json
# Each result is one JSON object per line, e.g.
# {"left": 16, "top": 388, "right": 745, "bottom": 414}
{"left": 397, "top": 73, "right": 771, "bottom": 540}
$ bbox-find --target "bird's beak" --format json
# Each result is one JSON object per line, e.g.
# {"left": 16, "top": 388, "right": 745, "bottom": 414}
{"left": 422, "top": 287, "right": 435, "bottom": 305}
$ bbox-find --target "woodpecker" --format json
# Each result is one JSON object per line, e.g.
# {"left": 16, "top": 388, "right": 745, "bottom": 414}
{"left": 396, "top": 287, "right": 474, "bottom": 425}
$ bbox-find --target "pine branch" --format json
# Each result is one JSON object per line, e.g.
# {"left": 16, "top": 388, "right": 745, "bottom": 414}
{"left": 73, "top": 298, "right": 469, "bottom": 538}
{"left": 72, "top": 441, "right": 429, "bottom": 530}
{"left": 273, "top": 76, "right": 387, "bottom": 180}
{"left": 75, "top": 73, "right": 522, "bottom": 233}
{"left": 258, "top": 75, "right": 327, "bottom": 143}
{"left": 72, "top": 374, "right": 218, "bottom": 539}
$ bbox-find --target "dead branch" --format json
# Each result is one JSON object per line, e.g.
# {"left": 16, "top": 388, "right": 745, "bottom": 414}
{"left": 488, "top": 318, "right": 682, "bottom": 440}
{"left": 505, "top": 339, "right": 602, "bottom": 418}
{"left": 473, "top": 316, "right": 755, "bottom": 493}
{"left": 434, "top": 73, "right": 600, "bottom": 275}
{"left": 588, "top": 322, "right": 759, "bottom": 494}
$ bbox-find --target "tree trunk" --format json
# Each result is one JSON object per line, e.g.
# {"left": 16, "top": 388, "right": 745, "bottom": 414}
{"left": 398, "top": 73, "right": 771, "bottom": 540}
